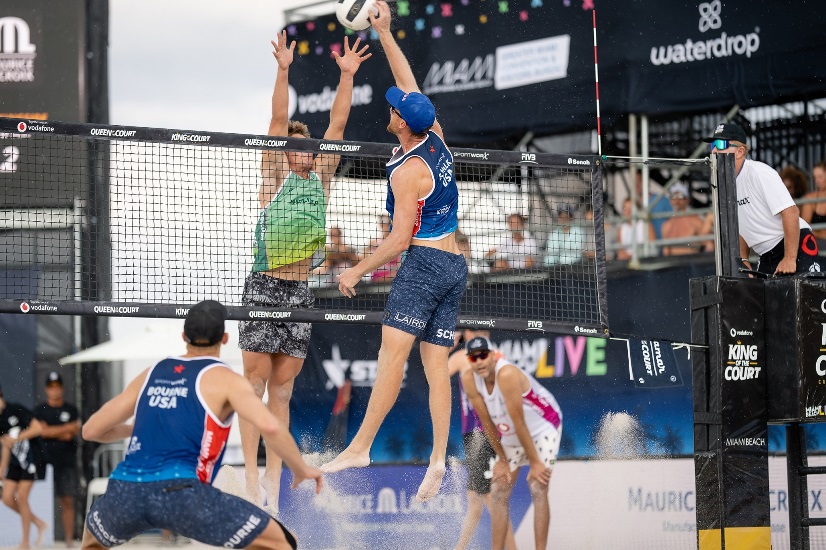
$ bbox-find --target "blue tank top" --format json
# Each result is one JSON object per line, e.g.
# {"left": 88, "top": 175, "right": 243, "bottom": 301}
{"left": 111, "top": 357, "right": 233, "bottom": 484}
{"left": 385, "top": 131, "right": 459, "bottom": 240}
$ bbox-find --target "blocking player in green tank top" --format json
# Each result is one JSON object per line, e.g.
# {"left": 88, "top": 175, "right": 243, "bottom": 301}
{"left": 238, "top": 29, "right": 371, "bottom": 513}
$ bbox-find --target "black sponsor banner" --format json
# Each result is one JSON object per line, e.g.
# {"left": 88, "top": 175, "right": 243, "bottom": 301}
{"left": 0, "top": 117, "right": 597, "bottom": 168}
{"left": 766, "top": 278, "right": 826, "bottom": 422}
{"left": 286, "top": 0, "right": 826, "bottom": 144}
{"left": 691, "top": 277, "right": 769, "bottom": 545}
{"left": 628, "top": 339, "right": 683, "bottom": 388}
{"left": 0, "top": 0, "right": 85, "bottom": 122}
{"left": 719, "top": 278, "right": 768, "bottom": 530}
{"left": 0, "top": 299, "right": 606, "bottom": 335}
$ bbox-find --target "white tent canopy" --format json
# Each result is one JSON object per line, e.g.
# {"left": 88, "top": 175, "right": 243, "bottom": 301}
{"left": 58, "top": 321, "right": 244, "bottom": 367}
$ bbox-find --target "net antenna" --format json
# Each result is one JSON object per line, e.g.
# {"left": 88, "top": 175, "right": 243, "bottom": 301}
{"left": 592, "top": 10, "right": 602, "bottom": 158}
{"left": 0, "top": 117, "right": 609, "bottom": 336}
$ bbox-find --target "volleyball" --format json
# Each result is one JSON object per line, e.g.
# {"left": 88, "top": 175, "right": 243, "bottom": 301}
{"left": 335, "top": 0, "right": 377, "bottom": 31}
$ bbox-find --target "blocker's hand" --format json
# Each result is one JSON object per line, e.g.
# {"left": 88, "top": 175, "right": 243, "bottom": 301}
{"left": 271, "top": 29, "right": 295, "bottom": 70}
{"left": 337, "top": 267, "right": 361, "bottom": 298}
{"left": 333, "top": 36, "right": 372, "bottom": 75}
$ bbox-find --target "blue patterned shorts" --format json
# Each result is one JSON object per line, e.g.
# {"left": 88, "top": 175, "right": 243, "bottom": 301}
{"left": 86, "top": 478, "right": 296, "bottom": 549}
{"left": 382, "top": 246, "right": 468, "bottom": 346}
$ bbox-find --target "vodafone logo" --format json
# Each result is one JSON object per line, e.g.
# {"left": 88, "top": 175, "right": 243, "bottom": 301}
{"left": 20, "top": 302, "right": 30, "bottom": 313}
{"left": 17, "top": 121, "right": 26, "bottom": 132}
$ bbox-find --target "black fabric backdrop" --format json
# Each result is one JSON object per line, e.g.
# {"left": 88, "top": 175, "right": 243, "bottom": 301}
{"left": 284, "top": 0, "right": 826, "bottom": 145}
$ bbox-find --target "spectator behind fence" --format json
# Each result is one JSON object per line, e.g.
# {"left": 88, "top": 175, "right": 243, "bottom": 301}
{"left": 485, "top": 213, "right": 539, "bottom": 271}
{"left": 366, "top": 213, "right": 401, "bottom": 283}
{"left": 617, "top": 198, "right": 656, "bottom": 261}
{"left": 543, "top": 204, "right": 585, "bottom": 266}
{"left": 801, "top": 161, "right": 826, "bottom": 240}
{"left": 780, "top": 166, "right": 809, "bottom": 200}
{"left": 35, "top": 372, "right": 80, "bottom": 548}
{"left": 635, "top": 171, "right": 672, "bottom": 240}
{"left": 582, "top": 205, "right": 597, "bottom": 261}
{"left": 660, "top": 183, "right": 712, "bottom": 256}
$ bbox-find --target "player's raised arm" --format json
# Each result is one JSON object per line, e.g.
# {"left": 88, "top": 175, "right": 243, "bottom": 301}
{"left": 369, "top": 0, "right": 445, "bottom": 141}
{"left": 261, "top": 29, "right": 295, "bottom": 207}
{"left": 316, "top": 36, "right": 372, "bottom": 197}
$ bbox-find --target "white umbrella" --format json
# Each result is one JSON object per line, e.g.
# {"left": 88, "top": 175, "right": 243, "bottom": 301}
{"left": 58, "top": 321, "right": 244, "bottom": 367}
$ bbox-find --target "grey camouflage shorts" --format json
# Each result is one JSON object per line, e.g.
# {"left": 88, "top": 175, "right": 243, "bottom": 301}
{"left": 238, "top": 272, "right": 314, "bottom": 358}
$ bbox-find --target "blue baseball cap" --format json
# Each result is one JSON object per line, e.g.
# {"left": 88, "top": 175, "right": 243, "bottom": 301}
{"left": 386, "top": 86, "right": 436, "bottom": 133}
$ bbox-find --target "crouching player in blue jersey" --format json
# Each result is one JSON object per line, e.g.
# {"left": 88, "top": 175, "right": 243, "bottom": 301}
{"left": 80, "top": 300, "right": 322, "bottom": 550}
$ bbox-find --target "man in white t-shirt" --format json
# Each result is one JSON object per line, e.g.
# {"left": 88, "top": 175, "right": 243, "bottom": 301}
{"left": 461, "top": 337, "right": 563, "bottom": 550}
{"left": 485, "top": 214, "right": 539, "bottom": 271}
{"left": 705, "top": 122, "right": 821, "bottom": 275}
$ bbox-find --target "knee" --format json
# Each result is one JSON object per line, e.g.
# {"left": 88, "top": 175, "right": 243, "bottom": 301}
{"left": 489, "top": 483, "right": 512, "bottom": 504}
{"left": 528, "top": 480, "right": 549, "bottom": 501}
{"left": 247, "top": 376, "right": 266, "bottom": 398}
{"left": 1, "top": 492, "right": 13, "bottom": 507}
{"left": 268, "top": 381, "right": 294, "bottom": 404}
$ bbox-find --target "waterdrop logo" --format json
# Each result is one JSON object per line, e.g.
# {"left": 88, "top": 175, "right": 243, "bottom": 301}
{"left": 698, "top": 0, "right": 722, "bottom": 33}
{"left": 649, "top": 1, "right": 760, "bottom": 66}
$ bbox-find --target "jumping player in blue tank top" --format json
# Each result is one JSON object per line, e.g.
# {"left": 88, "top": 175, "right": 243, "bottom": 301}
{"left": 80, "top": 301, "right": 322, "bottom": 550}
{"left": 322, "top": 0, "right": 468, "bottom": 504}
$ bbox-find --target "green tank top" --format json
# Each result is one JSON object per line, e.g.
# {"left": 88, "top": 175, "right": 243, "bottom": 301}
{"left": 252, "top": 171, "right": 326, "bottom": 271}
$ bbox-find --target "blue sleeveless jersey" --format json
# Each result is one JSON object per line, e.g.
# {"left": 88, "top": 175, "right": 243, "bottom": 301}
{"left": 110, "top": 356, "right": 233, "bottom": 485}
{"left": 385, "top": 131, "right": 459, "bottom": 240}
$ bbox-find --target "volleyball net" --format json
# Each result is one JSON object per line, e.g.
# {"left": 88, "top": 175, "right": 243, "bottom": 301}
{"left": 0, "top": 117, "right": 608, "bottom": 334}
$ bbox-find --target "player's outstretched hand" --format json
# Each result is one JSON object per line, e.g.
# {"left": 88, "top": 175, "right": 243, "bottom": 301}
{"left": 292, "top": 464, "right": 324, "bottom": 495}
{"left": 271, "top": 29, "right": 295, "bottom": 70}
{"left": 368, "top": 1, "right": 391, "bottom": 34}
{"left": 333, "top": 36, "right": 372, "bottom": 75}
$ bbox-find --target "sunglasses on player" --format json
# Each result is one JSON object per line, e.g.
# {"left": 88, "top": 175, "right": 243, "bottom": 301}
{"left": 709, "top": 139, "right": 738, "bottom": 151}
{"left": 468, "top": 351, "right": 490, "bottom": 362}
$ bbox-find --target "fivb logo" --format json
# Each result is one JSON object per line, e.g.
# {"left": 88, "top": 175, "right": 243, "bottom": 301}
{"left": 0, "top": 17, "right": 37, "bottom": 83}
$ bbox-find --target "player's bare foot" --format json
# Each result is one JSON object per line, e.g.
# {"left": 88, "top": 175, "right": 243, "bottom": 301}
{"left": 33, "top": 518, "right": 48, "bottom": 547}
{"left": 243, "top": 469, "right": 262, "bottom": 506}
{"left": 416, "top": 461, "right": 446, "bottom": 502}
{"left": 261, "top": 475, "right": 280, "bottom": 515}
{"left": 320, "top": 448, "right": 371, "bottom": 473}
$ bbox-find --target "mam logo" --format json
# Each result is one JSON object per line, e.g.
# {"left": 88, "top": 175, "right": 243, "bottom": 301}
{"left": 498, "top": 336, "right": 607, "bottom": 378}
{"left": 0, "top": 17, "right": 37, "bottom": 83}
{"left": 322, "top": 344, "right": 408, "bottom": 390}
{"left": 423, "top": 55, "right": 494, "bottom": 94}
{"left": 649, "top": 1, "right": 760, "bottom": 66}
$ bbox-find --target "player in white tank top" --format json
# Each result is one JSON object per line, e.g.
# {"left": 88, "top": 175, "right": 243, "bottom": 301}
{"left": 461, "top": 336, "right": 563, "bottom": 550}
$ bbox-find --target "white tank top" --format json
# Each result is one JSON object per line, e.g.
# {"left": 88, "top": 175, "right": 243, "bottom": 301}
{"left": 473, "top": 357, "right": 562, "bottom": 446}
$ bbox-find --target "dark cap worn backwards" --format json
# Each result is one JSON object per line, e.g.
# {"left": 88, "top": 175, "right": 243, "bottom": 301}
{"left": 184, "top": 300, "right": 227, "bottom": 347}
{"left": 466, "top": 336, "right": 493, "bottom": 354}
{"left": 703, "top": 122, "right": 748, "bottom": 144}
{"left": 386, "top": 86, "right": 436, "bottom": 133}
{"left": 46, "top": 371, "right": 63, "bottom": 385}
